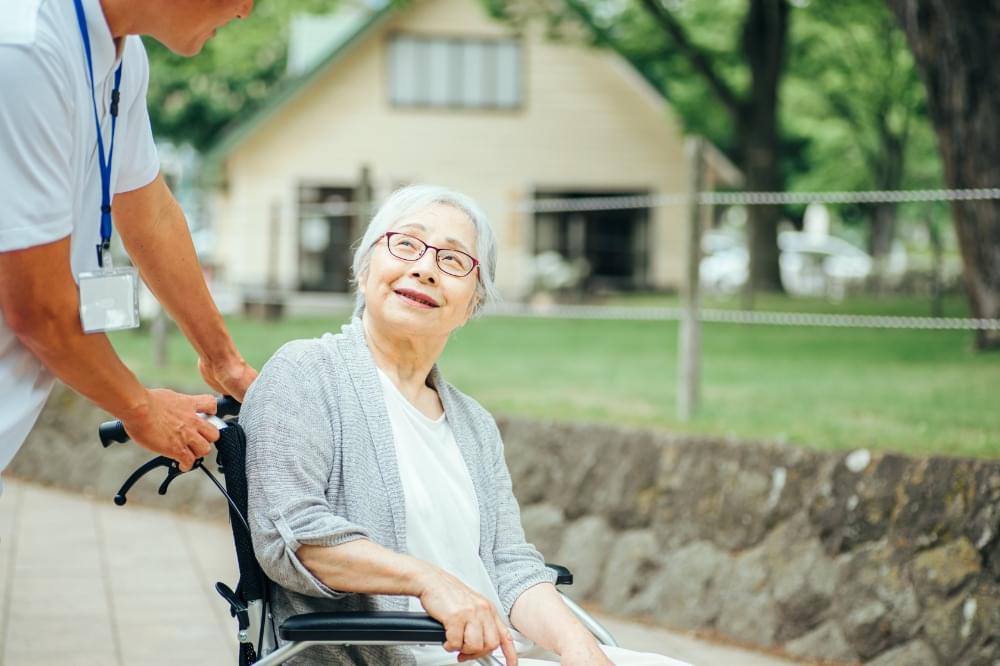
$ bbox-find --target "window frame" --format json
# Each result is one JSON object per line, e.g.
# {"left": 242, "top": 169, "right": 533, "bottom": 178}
{"left": 385, "top": 32, "right": 525, "bottom": 112}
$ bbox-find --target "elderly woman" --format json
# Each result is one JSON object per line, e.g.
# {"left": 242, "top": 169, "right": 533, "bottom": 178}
{"left": 243, "top": 185, "right": 690, "bottom": 666}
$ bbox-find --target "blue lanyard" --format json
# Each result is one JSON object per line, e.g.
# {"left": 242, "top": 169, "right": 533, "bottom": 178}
{"left": 72, "top": 0, "right": 123, "bottom": 268}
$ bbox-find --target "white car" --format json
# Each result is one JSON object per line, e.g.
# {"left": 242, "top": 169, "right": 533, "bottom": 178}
{"left": 700, "top": 230, "right": 885, "bottom": 297}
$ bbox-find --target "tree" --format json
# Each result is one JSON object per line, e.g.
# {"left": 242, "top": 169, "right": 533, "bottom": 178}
{"left": 529, "top": 0, "right": 793, "bottom": 293}
{"left": 145, "top": 0, "right": 340, "bottom": 151}
{"left": 886, "top": 0, "right": 1000, "bottom": 349}
{"left": 789, "top": 0, "right": 938, "bottom": 290}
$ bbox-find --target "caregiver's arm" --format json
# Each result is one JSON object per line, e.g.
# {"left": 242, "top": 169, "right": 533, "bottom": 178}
{"left": 0, "top": 238, "right": 219, "bottom": 470}
{"left": 113, "top": 174, "right": 256, "bottom": 401}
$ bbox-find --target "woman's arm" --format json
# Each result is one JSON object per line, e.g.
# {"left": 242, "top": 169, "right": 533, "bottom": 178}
{"left": 298, "top": 540, "right": 519, "bottom": 664}
{"left": 510, "top": 584, "right": 612, "bottom": 665}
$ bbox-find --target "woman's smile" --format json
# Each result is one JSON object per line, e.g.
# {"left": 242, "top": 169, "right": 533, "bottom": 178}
{"left": 394, "top": 288, "right": 440, "bottom": 309}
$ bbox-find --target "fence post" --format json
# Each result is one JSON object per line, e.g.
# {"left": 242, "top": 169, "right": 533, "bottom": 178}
{"left": 678, "top": 137, "right": 705, "bottom": 421}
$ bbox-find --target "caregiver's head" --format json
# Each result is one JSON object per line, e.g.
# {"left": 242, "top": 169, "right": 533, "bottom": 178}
{"left": 352, "top": 186, "right": 499, "bottom": 339}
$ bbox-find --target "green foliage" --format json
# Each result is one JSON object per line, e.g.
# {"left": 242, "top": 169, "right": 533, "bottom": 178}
{"left": 784, "top": 0, "right": 944, "bottom": 226}
{"left": 145, "top": 0, "right": 342, "bottom": 151}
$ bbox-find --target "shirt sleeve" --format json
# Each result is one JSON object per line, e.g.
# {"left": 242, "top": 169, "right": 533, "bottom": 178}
{"left": 488, "top": 418, "right": 558, "bottom": 616}
{"left": 113, "top": 36, "right": 159, "bottom": 195}
{"left": 242, "top": 346, "right": 372, "bottom": 600}
{"left": 0, "top": 40, "right": 73, "bottom": 252}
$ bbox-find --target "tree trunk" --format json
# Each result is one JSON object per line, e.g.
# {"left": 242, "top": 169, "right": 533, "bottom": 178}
{"left": 887, "top": 0, "right": 1000, "bottom": 349}
{"left": 868, "top": 130, "right": 904, "bottom": 294}
{"left": 740, "top": 0, "right": 789, "bottom": 293}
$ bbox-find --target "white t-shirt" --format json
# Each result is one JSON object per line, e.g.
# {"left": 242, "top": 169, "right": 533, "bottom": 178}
{"left": 0, "top": 0, "right": 160, "bottom": 474}
{"left": 377, "top": 370, "right": 533, "bottom": 665}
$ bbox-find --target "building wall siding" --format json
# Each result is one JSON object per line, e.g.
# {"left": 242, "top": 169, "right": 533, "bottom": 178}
{"left": 215, "top": 0, "right": 690, "bottom": 296}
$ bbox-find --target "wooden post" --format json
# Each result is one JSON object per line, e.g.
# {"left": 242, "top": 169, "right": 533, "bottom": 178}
{"left": 678, "top": 137, "right": 705, "bottom": 421}
{"left": 356, "top": 164, "right": 373, "bottom": 224}
{"left": 267, "top": 200, "right": 281, "bottom": 291}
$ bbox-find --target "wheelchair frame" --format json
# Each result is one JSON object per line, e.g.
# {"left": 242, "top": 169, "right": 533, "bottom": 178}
{"left": 100, "top": 398, "right": 616, "bottom": 665}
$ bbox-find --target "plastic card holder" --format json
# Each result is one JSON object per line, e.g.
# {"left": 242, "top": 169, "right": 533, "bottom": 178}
{"left": 78, "top": 266, "right": 141, "bottom": 333}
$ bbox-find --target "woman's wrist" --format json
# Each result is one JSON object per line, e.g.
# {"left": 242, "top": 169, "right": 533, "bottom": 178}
{"left": 554, "top": 627, "right": 603, "bottom": 656}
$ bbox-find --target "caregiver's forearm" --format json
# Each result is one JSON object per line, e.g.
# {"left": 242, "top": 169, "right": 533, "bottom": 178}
{"left": 298, "top": 540, "right": 434, "bottom": 596}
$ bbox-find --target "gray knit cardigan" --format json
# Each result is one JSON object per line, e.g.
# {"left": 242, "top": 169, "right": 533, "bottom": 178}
{"left": 241, "top": 318, "right": 556, "bottom": 665}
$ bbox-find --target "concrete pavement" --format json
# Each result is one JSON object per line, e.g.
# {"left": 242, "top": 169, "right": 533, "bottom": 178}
{"left": 0, "top": 480, "right": 800, "bottom": 666}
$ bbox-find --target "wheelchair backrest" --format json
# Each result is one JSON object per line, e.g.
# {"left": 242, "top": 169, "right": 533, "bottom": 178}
{"left": 215, "top": 423, "right": 270, "bottom": 605}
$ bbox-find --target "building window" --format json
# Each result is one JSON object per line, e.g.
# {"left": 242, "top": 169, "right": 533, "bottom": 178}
{"left": 387, "top": 34, "right": 522, "bottom": 110}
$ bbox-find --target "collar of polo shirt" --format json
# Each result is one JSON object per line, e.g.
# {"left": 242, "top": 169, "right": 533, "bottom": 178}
{"left": 80, "top": 0, "right": 121, "bottom": 79}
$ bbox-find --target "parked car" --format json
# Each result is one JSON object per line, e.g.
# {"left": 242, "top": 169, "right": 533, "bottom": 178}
{"left": 700, "top": 229, "right": 896, "bottom": 298}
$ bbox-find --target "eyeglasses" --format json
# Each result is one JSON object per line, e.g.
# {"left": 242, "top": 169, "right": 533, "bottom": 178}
{"left": 382, "top": 232, "right": 479, "bottom": 277}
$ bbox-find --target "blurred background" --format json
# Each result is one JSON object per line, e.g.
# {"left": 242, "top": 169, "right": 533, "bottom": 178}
{"left": 127, "top": 0, "right": 998, "bottom": 458}
{"left": 8, "top": 2, "right": 999, "bottom": 665}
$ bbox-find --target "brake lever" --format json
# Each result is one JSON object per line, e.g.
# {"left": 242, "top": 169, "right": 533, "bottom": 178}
{"left": 156, "top": 458, "right": 199, "bottom": 496}
{"left": 113, "top": 456, "right": 203, "bottom": 506}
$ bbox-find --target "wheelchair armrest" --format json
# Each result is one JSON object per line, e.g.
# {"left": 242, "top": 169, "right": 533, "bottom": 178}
{"left": 545, "top": 562, "right": 573, "bottom": 586}
{"left": 279, "top": 611, "right": 447, "bottom": 643}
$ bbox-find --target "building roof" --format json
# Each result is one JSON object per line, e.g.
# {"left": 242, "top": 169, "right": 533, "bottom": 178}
{"left": 203, "top": 0, "right": 395, "bottom": 171}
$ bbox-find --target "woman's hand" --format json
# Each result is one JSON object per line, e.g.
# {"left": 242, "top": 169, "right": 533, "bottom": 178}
{"left": 558, "top": 643, "right": 614, "bottom": 666}
{"left": 416, "top": 567, "right": 519, "bottom": 664}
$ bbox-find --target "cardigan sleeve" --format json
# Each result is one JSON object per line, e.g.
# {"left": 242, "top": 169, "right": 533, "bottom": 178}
{"left": 487, "top": 418, "right": 558, "bottom": 616}
{"left": 242, "top": 344, "right": 371, "bottom": 600}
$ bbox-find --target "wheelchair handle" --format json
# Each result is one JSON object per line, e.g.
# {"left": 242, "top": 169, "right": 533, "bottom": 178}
{"left": 98, "top": 395, "right": 242, "bottom": 447}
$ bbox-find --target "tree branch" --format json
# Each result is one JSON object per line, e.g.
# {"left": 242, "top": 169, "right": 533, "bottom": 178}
{"left": 637, "top": 0, "right": 744, "bottom": 116}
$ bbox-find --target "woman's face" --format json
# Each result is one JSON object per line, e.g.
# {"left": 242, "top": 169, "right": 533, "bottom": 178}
{"left": 361, "top": 203, "right": 480, "bottom": 339}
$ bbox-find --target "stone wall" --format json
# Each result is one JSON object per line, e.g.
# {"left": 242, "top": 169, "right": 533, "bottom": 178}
{"left": 9, "top": 385, "right": 1000, "bottom": 665}
{"left": 500, "top": 418, "right": 1000, "bottom": 666}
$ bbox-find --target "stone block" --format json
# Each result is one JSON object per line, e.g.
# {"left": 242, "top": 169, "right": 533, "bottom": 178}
{"left": 809, "top": 452, "right": 909, "bottom": 555}
{"left": 910, "top": 537, "right": 981, "bottom": 598}
{"left": 771, "top": 538, "right": 837, "bottom": 641}
{"left": 890, "top": 457, "right": 979, "bottom": 550}
{"left": 655, "top": 438, "right": 820, "bottom": 552}
{"left": 716, "top": 545, "right": 779, "bottom": 644}
{"left": 923, "top": 582, "right": 1000, "bottom": 664}
{"left": 783, "top": 620, "right": 857, "bottom": 663}
{"left": 652, "top": 541, "right": 732, "bottom": 630}
{"left": 520, "top": 503, "right": 566, "bottom": 561}
{"left": 834, "top": 542, "right": 920, "bottom": 660}
{"left": 596, "top": 529, "right": 661, "bottom": 613}
{"left": 554, "top": 515, "right": 613, "bottom": 600}
{"left": 866, "top": 640, "right": 939, "bottom": 666}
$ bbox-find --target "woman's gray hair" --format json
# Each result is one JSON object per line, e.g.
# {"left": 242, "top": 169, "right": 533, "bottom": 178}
{"left": 351, "top": 185, "right": 500, "bottom": 317}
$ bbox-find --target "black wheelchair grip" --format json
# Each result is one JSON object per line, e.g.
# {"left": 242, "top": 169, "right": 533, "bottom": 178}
{"left": 216, "top": 395, "right": 242, "bottom": 418}
{"left": 98, "top": 395, "right": 240, "bottom": 448}
{"left": 99, "top": 420, "right": 130, "bottom": 447}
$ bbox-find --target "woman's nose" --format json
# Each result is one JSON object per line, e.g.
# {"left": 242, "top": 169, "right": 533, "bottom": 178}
{"left": 410, "top": 251, "right": 439, "bottom": 282}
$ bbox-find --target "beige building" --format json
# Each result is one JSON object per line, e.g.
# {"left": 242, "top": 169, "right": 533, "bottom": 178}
{"left": 205, "top": 0, "right": 737, "bottom": 299}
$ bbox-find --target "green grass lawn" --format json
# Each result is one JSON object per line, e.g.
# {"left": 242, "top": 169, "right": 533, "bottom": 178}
{"left": 109, "top": 294, "right": 1000, "bottom": 458}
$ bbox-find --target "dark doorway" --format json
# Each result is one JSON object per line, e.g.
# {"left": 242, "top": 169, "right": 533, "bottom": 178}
{"left": 533, "top": 191, "right": 650, "bottom": 291}
{"left": 297, "top": 185, "right": 356, "bottom": 292}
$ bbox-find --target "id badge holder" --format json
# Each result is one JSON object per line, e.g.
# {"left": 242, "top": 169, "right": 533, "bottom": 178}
{"left": 78, "top": 247, "right": 141, "bottom": 333}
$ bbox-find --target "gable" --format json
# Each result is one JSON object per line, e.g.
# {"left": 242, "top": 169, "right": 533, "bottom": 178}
{"left": 204, "top": 0, "right": 688, "bottom": 173}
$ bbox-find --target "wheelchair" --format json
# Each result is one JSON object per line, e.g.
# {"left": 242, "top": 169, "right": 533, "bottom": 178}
{"left": 99, "top": 396, "right": 617, "bottom": 665}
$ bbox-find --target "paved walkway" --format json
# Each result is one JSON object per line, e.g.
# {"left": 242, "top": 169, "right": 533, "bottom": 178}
{"left": 0, "top": 480, "right": 799, "bottom": 666}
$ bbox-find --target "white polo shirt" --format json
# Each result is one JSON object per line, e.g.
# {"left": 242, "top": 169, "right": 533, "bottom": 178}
{"left": 0, "top": 0, "right": 160, "bottom": 475}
